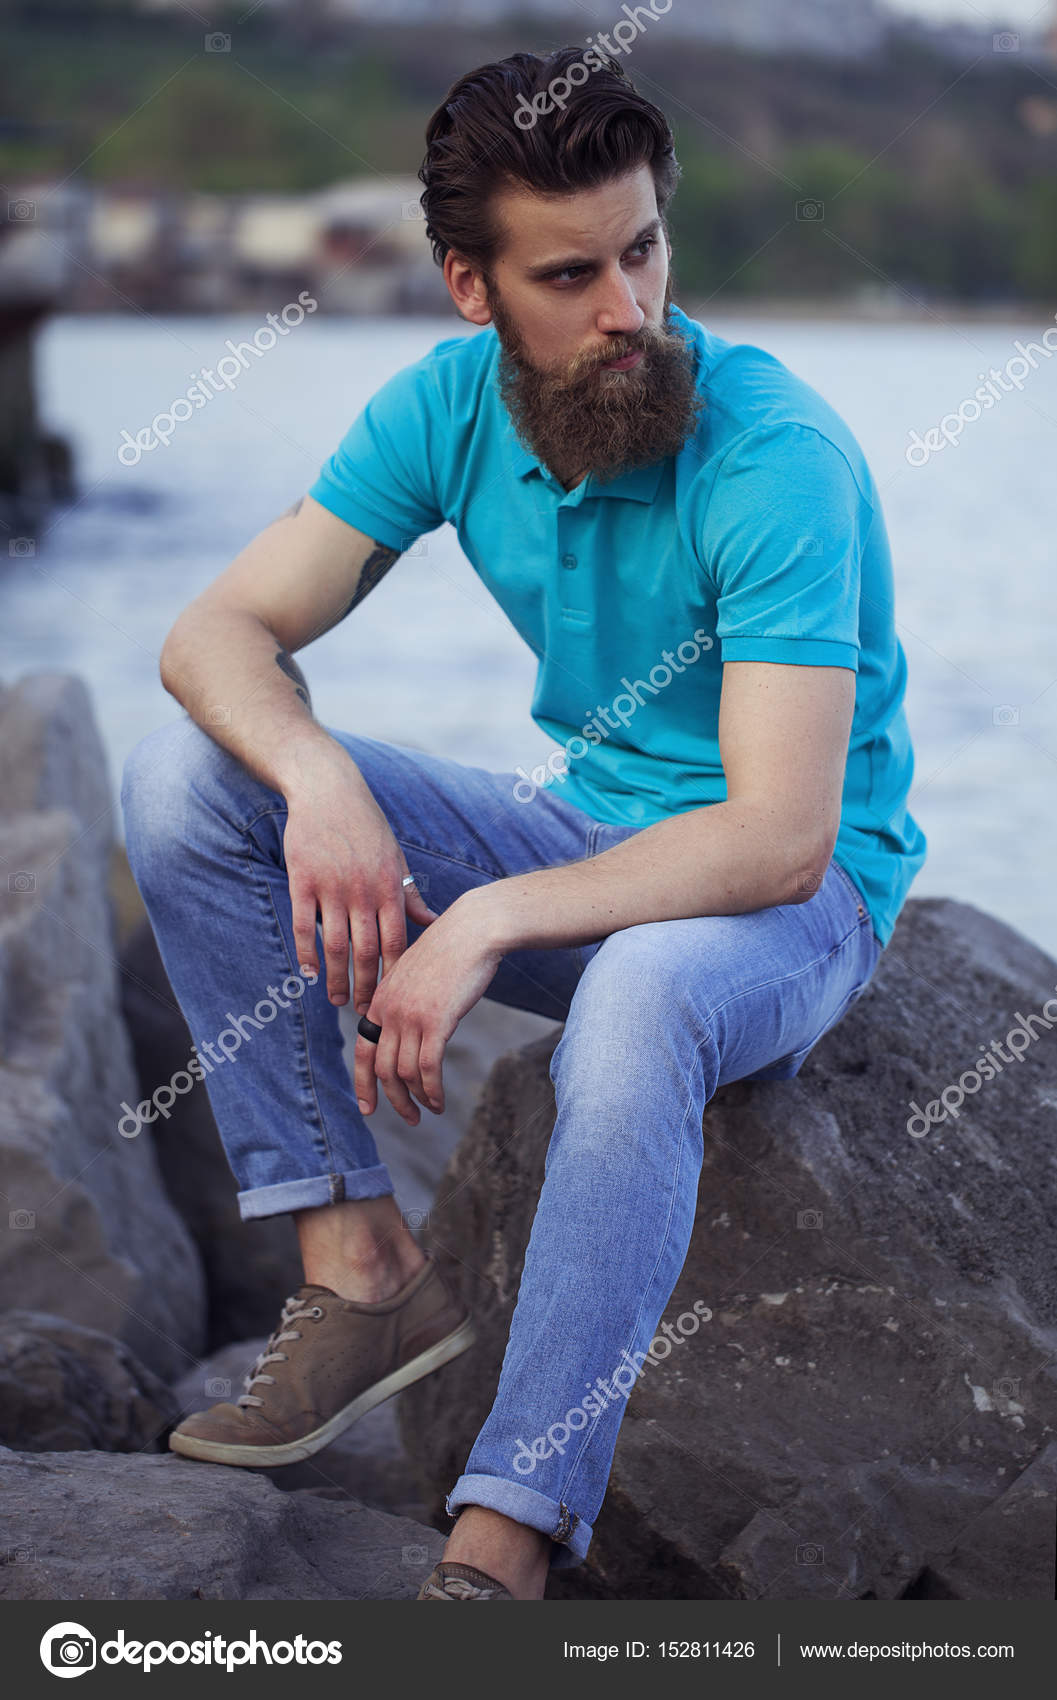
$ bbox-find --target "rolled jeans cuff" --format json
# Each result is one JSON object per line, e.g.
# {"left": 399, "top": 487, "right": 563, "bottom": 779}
{"left": 236, "top": 1163, "right": 395, "bottom": 1221}
{"left": 445, "top": 1473, "right": 592, "bottom": 1570}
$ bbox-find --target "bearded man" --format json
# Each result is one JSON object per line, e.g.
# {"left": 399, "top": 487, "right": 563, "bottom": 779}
{"left": 121, "top": 47, "right": 925, "bottom": 1603}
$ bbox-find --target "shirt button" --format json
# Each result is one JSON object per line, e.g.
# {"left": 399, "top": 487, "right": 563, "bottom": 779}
{"left": 561, "top": 553, "right": 577, "bottom": 570}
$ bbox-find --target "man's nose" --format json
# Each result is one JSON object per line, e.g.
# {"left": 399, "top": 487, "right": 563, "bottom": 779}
{"left": 595, "top": 268, "right": 646, "bottom": 338}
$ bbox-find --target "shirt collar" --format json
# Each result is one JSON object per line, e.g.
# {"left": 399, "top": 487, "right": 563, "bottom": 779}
{"left": 507, "top": 432, "right": 667, "bottom": 504}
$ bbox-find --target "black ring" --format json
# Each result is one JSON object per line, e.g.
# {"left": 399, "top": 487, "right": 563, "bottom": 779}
{"left": 357, "top": 1014, "right": 382, "bottom": 1045}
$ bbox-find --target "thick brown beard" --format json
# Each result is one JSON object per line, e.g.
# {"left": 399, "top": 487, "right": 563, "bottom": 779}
{"left": 490, "top": 276, "right": 704, "bottom": 488}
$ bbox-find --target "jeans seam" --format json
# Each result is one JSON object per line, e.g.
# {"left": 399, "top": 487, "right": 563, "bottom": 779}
{"left": 704, "top": 912, "right": 863, "bottom": 1027}
{"left": 395, "top": 836, "right": 507, "bottom": 882}
{"left": 261, "top": 858, "right": 339, "bottom": 1178}
{"left": 556, "top": 1020, "right": 717, "bottom": 1507}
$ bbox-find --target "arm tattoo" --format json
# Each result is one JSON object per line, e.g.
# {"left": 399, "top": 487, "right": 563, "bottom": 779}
{"left": 275, "top": 646, "right": 311, "bottom": 710}
{"left": 337, "top": 541, "right": 401, "bottom": 622}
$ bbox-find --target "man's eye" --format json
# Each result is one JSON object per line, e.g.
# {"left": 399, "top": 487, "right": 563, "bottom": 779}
{"left": 547, "top": 237, "right": 657, "bottom": 285}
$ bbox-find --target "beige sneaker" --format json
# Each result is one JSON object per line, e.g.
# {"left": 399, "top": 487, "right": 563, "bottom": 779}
{"left": 417, "top": 1562, "right": 513, "bottom": 1601}
{"left": 169, "top": 1252, "right": 474, "bottom": 1467}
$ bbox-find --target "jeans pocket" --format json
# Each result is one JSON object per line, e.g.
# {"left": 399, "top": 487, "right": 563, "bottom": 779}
{"left": 830, "top": 857, "right": 869, "bottom": 925}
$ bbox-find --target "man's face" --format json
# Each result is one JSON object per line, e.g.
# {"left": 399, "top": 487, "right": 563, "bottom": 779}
{"left": 469, "top": 164, "right": 702, "bottom": 487}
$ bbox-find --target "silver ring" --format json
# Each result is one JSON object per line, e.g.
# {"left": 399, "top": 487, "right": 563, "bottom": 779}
{"left": 401, "top": 874, "right": 416, "bottom": 888}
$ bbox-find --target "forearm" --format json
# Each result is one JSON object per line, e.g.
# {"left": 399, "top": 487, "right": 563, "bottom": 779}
{"left": 465, "top": 799, "right": 824, "bottom": 954}
{"left": 159, "top": 605, "right": 347, "bottom": 799}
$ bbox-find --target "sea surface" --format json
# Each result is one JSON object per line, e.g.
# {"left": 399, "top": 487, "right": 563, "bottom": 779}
{"left": 3, "top": 309, "right": 1056, "bottom": 958}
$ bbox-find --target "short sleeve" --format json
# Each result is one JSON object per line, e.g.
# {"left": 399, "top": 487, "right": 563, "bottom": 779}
{"left": 308, "top": 356, "right": 446, "bottom": 552}
{"left": 700, "top": 422, "right": 867, "bottom": 673}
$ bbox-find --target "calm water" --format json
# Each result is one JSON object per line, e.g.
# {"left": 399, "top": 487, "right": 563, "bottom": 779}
{"left": 4, "top": 310, "right": 1056, "bottom": 957}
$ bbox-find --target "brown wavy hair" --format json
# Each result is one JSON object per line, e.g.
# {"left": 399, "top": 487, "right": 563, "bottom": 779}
{"left": 418, "top": 48, "right": 681, "bottom": 273}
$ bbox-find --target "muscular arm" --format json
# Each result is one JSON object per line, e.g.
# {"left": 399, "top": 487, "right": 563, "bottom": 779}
{"left": 460, "top": 660, "right": 856, "bottom": 953}
{"left": 158, "top": 495, "right": 400, "bottom": 798}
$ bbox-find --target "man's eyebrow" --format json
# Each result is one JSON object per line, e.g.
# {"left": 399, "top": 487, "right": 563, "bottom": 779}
{"left": 524, "top": 218, "right": 662, "bottom": 279}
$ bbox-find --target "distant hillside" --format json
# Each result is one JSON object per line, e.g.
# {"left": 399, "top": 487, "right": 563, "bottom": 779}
{"left": 1, "top": 2, "right": 1055, "bottom": 302}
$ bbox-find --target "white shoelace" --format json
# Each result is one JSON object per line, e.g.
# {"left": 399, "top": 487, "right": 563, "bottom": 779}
{"left": 237, "top": 1294, "right": 322, "bottom": 1408}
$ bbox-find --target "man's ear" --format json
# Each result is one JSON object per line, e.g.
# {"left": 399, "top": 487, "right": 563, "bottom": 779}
{"left": 443, "top": 251, "right": 493, "bottom": 326}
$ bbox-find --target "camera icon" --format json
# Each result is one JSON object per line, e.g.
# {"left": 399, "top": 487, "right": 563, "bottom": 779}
{"left": 797, "top": 1209, "right": 823, "bottom": 1230}
{"left": 13, "top": 1545, "right": 35, "bottom": 1562}
{"left": 993, "top": 31, "right": 1020, "bottom": 52}
{"left": 992, "top": 704, "right": 1019, "bottom": 726}
{"left": 8, "top": 870, "right": 36, "bottom": 894}
{"left": 993, "top": 1377, "right": 1020, "bottom": 1400}
{"left": 796, "top": 1542, "right": 824, "bottom": 1565}
{"left": 797, "top": 536, "right": 823, "bottom": 556}
{"left": 796, "top": 872, "right": 823, "bottom": 897}
{"left": 40, "top": 1623, "right": 97, "bottom": 1674}
{"left": 796, "top": 198, "right": 824, "bottom": 222}
{"left": 402, "top": 201, "right": 426, "bottom": 221}
{"left": 403, "top": 1208, "right": 430, "bottom": 1231}
{"left": 206, "top": 704, "right": 231, "bottom": 726}
{"left": 205, "top": 32, "right": 231, "bottom": 52}
{"left": 8, "top": 198, "right": 36, "bottom": 222}
{"left": 9, "top": 537, "right": 36, "bottom": 557}
{"left": 204, "top": 1377, "right": 232, "bottom": 1398}
{"left": 402, "top": 1544, "right": 429, "bottom": 1565}
{"left": 401, "top": 537, "right": 428, "bottom": 556}
{"left": 9, "top": 1209, "right": 36, "bottom": 1230}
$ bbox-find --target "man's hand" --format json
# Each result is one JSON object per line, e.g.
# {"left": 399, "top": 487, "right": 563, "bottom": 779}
{"left": 283, "top": 742, "right": 438, "bottom": 1011}
{"left": 353, "top": 892, "right": 503, "bottom": 1126}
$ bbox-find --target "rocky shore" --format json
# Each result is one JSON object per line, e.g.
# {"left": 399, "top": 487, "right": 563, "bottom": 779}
{"left": 1, "top": 670, "right": 1054, "bottom": 1600}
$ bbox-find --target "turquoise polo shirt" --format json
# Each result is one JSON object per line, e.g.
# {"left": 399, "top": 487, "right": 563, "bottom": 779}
{"left": 308, "top": 302, "right": 926, "bottom": 949}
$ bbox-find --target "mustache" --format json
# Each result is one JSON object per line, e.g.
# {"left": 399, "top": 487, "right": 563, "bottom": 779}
{"left": 566, "top": 322, "right": 677, "bottom": 381}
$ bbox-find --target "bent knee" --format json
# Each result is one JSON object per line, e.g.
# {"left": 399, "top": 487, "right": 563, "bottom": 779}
{"left": 575, "top": 922, "right": 703, "bottom": 1014}
{"left": 120, "top": 717, "right": 246, "bottom": 850}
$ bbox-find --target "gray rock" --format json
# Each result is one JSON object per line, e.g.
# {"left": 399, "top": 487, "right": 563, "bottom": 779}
{"left": 0, "top": 673, "right": 206, "bottom": 1383}
{"left": 400, "top": 898, "right": 1057, "bottom": 1600}
{"left": 0, "top": 1311, "right": 180, "bottom": 1453}
{"left": 173, "top": 1339, "right": 430, "bottom": 1521}
{"left": 910, "top": 1441, "right": 1057, "bottom": 1601}
{"left": 0, "top": 1446, "right": 444, "bottom": 1600}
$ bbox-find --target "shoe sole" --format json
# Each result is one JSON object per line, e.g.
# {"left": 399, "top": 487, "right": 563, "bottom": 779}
{"left": 168, "top": 1315, "right": 476, "bottom": 1468}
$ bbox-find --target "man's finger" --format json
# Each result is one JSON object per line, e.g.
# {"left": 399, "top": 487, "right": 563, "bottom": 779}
{"left": 320, "top": 899, "right": 351, "bottom": 1004}
{"left": 354, "top": 1029, "right": 379, "bottom": 1114}
{"left": 377, "top": 898, "right": 407, "bottom": 981}
{"left": 419, "top": 1036, "right": 445, "bottom": 1114}
{"left": 397, "top": 1029, "right": 431, "bottom": 1113}
{"left": 349, "top": 914, "right": 381, "bottom": 1015}
{"left": 290, "top": 883, "right": 319, "bottom": 977}
{"left": 403, "top": 880, "right": 440, "bottom": 927}
{"left": 376, "top": 1026, "right": 420, "bottom": 1126}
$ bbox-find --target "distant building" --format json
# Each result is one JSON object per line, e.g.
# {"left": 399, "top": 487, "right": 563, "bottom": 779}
{"left": 310, "top": 177, "right": 444, "bottom": 313}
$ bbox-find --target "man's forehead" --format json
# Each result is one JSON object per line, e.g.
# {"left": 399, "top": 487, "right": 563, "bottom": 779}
{"left": 493, "top": 166, "right": 660, "bottom": 264}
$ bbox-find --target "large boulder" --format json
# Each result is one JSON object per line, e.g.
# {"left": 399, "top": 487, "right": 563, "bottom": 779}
{"left": 399, "top": 898, "right": 1057, "bottom": 1600}
{"left": 0, "top": 1446, "right": 444, "bottom": 1599}
{"left": 0, "top": 1311, "right": 180, "bottom": 1454}
{"left": 0, "top": 673, "right": 206, "bottom": 1382}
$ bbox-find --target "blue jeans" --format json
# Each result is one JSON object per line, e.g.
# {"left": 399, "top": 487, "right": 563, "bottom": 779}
{"left": 120, "top": 717, "right": 882, "bottom": 1569}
